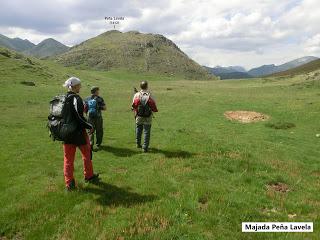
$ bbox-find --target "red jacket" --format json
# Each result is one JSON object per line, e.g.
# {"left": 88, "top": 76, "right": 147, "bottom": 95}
{"left": 132, "top": 93, "right": 158, "bottom": 114}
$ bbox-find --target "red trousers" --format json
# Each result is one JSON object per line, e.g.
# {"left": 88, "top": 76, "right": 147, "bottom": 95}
{"left": 63, "top": 133, "right": 93, "bottom": 186}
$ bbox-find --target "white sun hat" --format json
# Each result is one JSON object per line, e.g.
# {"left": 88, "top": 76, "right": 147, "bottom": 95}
{"left": 63, "top": 77, "right": 81, "bottom": 89}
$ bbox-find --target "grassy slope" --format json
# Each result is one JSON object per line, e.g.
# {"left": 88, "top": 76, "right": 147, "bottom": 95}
{"left": 56, "top": 31, "right": 213, "bottom": 80}
{"left": 0, "top": 51, "right": 320, "bottom": 239}
{"left": 270, "top": 59, "right": 320, "bottom": 77}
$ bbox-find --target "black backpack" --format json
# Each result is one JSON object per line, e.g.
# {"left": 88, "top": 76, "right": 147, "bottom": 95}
{"left": 137, "top": 92, "right": 152, "bottom": 117}
{"left": 47, "top": 94, "right": 77, "bottom": 141}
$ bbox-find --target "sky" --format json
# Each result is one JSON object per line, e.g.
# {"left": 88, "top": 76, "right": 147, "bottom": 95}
{"left": 0, "top": 0, "right": 320, "bottom": 69}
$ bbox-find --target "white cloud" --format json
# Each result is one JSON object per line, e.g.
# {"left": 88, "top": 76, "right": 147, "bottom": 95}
{"left": 1, "top": 0, "right": 320, "bottom": 69}
{"left": 181, "top": 43, "right": 307, "bottom": 69}
{"left": 304, "top": 34, "right": 320, "bottom": 54}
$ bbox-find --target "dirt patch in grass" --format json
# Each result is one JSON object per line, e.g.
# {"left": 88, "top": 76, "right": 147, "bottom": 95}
{"left": 169, "top": 191, "right": 181, "bottom": 199}
{"left": 124, "top": 212, "right": 169, "bottom": 237}
{"left": 311, "top": 170, "right": 320, "bottom": 177}
{"left": 172, "top": 165, "right": 192, "bottom": 174}
{"left": 224, "top": 111, "right": 269, "bottom": 123}
{"left": 113, "top": 167, "right": 128, "bottom": 174}
{"left": 267, "top": 182, "right": 289, "bottom": 193}
{"left": 288, "top": 213, "right": 297, "bottom": 219}
{"left": 196, "top": 151, "right": 242, "bottom": 160}
{"left": 197, "top": 194, "right": 209, "bottom": 212}
{"left": 261, "top": 207, "right": 279, "bottom": 216}
{"left": 0, "top": 232, "right": 23, "bottom": 240}
{"left": 46, "top": 182, "right": 58, "bottom": 192}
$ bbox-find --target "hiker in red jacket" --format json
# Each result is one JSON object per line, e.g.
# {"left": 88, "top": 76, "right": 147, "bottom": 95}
{"left": 131, "top": 81, "right": 158, "bottom": 152}
{"left": 62, "top": 77, "right": 100, "bottom": 191}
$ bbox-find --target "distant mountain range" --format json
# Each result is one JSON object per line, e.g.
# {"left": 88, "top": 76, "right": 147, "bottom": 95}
{"left": 269, "top": 58, "right": 320, "bottom": 77}
{"left": 248, "top": 56, "right": 318, "bottom": 77}
{"left": 2, "top": 32, "right": 319, "bottom": 80}
{"left": 205, "top": 56, "right": 319, "bottom": 79}
{"left": 204, "top": 66, "right": 252, "bottom": 79}
{"left": 24, "top": 38, "right": 69, "bottom": 58}
{"left": 205, "top": 66, "right": 246, "bottom": 74}
{"left": 0, "top": 34, "right": 35, "bottom": 52}
{"left": 0, "top": 34, "right": 69, "bottom": 58}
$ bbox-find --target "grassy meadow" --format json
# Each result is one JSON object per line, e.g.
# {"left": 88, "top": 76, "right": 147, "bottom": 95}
{"left": 0, "top": 52, "right": 320, "bottom": 239}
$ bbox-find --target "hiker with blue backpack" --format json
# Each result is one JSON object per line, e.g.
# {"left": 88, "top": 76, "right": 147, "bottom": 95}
{"left": 84, "top": 86, "right": 106, "bottom": 151}
{"left": 48, "top": 77, "right": 100, "bottom": 191}
{"left": 132, "top": 81, "right": 158, "bottom": 152}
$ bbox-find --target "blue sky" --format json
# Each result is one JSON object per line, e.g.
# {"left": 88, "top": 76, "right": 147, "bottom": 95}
{"left": 0, "top": 0, "right": 319, "bottom": 69}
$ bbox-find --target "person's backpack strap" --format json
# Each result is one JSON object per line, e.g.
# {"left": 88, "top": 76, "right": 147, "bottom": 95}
{"left": 66, "top": 93, "right": 77, "bottom": 106}
{"left": 137, "top": 91, "right": 152, "bottom": 117}
{"left": 71, "top": 94, "right": 93, "bottom": 129}
{"left": 87, "top": 96, "right": 98, "bottom": 117}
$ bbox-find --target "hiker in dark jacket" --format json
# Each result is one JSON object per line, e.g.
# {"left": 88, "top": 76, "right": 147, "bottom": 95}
{"left": 84, "top": 86, "right": 106, "bottom": 151}
{"left": 62, "top": 77, "right": 99, "bottom": 191}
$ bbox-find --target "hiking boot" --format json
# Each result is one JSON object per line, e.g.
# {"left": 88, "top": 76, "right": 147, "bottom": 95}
{"left": 85, "top": 173, "right": 100, "bottom": 183}
{"left": 66, "top": 179, "right": 76, "bottom": 191}
{"left": 137, "top": 144, "right": 142, "bottom": 149}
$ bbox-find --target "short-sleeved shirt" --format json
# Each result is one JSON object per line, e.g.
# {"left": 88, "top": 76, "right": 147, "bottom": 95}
{"left": 85, "top": 95, "right": 106, "bottom": 118}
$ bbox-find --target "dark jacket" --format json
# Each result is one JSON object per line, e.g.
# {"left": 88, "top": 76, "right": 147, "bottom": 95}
{"left": 63, "top": 91, "right": 92, "bottom": 145}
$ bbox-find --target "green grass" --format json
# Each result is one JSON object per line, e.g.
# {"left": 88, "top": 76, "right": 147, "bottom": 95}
{"left": 0, "top": 52, "right": 320, "bottom": 239}
{"left": 265, "top": 122, "right": 296, "bottom": 130}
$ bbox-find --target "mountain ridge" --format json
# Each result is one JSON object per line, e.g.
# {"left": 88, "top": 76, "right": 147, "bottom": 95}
{"left": 248, "top": 56, "right": 318, "bottom": 77}
{"left": 57, "top": 30, "right": 214, "bottom": 80}
{"left": 268, "top": 58, "right": 320, "bottom": 77}
{"left": 0, "top": 34, "right": 35, "bottom": 52}
{"left": 205, "top": 56, "right": 319, "bottom": 79}
{"left": 24, "top": 38, "right": 70, "bottom": 58}
{"left": 0, "top": 34, "right": 69, "bottom": 58}
{"left": 204, "top": 66, "right": 252, "bottom": 79}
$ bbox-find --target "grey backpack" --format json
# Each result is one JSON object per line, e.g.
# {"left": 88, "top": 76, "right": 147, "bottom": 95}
{"left": 47, "top": 94, "right": 77, "bottom": 141}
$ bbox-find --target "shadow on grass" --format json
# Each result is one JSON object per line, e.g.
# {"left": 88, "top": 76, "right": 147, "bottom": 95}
{"left": 149, "top": 148, "right": 194, "bottom": 158}
{"left": 99, "top": 145, "right": 139, "bottom": 157}
{"left": 99, "top": 145, "right": 194, "bottom": 159}
{"left": 83, "top": 181, "right": 157, "bottom": 207}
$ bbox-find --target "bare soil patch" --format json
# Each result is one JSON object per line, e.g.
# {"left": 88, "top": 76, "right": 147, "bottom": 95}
{"left": 267, "top": 182, "right": 289, "bottom": 193}
{"left": 224, "top": 111, "right": 269, "bottom": 123}
{"left": 311, "top": 170, "right": 320, "bottom": 177}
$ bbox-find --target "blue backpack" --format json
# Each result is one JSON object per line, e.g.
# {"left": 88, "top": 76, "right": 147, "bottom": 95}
{"left": 87, "top": 97, "right": 98, "bottom": 117}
